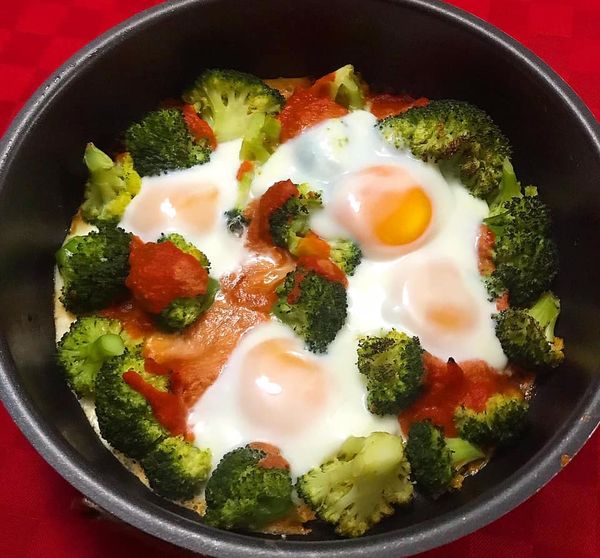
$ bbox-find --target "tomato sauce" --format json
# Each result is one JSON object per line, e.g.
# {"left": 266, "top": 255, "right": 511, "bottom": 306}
{"left": 477, "top": 224, "right": 496, "bottom": 276}
{"left": 278, "top": 88, "right": 348, "bottom": 142}
{"left": 182, "top": 104, "right": 217, "bottom": 150}
{"left": 123, "top": 370, "right": 192, "bottom": 440}
{"left": 248, "top": 441, "right": 290, "bottom": 470}
{"left": 126, "top": 237, "right": 208, "bottom": 314}
{"left": 368, "top": 93, "right": 429, "bottom": 119}
{"left": 101, "top": 299, "right": 156, "bottom": 339}
{"left": 399, "top": 353, "right": 523, "bottom": 436}
{"left": 254, "top": 179, "right": 299, "bottom": 244}
{"left": 295, "top": 231, "right": 331, "bottom": 259}
{"left": 236, "top": 160, "right": 255, "bottom": 181}
{"left": 297, "top": 255, "right": 348, "bottom": 287}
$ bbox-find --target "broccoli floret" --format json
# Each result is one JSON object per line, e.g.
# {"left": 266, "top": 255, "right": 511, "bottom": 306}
{"left": 80, "top": 143, "right": 141, "bottom": 224}
{"left": 329, "top": 239, "right": 362, "bottom": 276}
{"left": 155, "top": 277, "right": 219, "bottom": 332}
{"left": 483, "top": 166, "right": 558, "bottom": 306}
{"left": 269, "top": 183, "right": 323, "bottom": 251}
{"left": 377, "top": 100, "right": 511, "bottom": 201}
{"left": 183, "top": 69, "right": 284, "bottom": 142}
{"left": 141, "top": 436, "right": 212, "bottom": 501}
{"left": 329, "top": 64, "right": 366, "bottom": 110}
{"left": 157, "top": 232, "right": 210, "bottom": 270}
{"left": 455, "top": 393, "right": 529, "bottom": 447}
{"left": 204, "top": 445, "right": 294, "bottom": 530}
{"left": 56, "top": 226, "right": 131, "bottom": 314}
{"left": 95, "top": 349, "right": 169, "bottom": 459}
{"left": 273, "top": 268, "right": 347, "bottom": 353}
{"left": 125, "top": 108, "right": 211, "bottom": 176}
{"left": 57, "top": 316, "right": 128, "bottom": 398}
{"left": 225, "top": 208, "right": 250, "bottom": 236}
{"left": 405, "top": 420, "right": 484, "bottom": 498}
{"left": 239, "top": 113, "right": 282, "bottom": 163}
{"left": 494, "top": 291, "right": 564, "bottom": 369}
{"left": 357, "top": 330, "right": 424, "bottom": 415}
{"left": 296, "top": 432, "right": 413, "bottom": 537}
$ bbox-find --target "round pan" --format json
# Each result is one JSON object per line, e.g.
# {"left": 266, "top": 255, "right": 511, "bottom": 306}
{"left": 1, "top": 0, "right": 600, "bottom": 556}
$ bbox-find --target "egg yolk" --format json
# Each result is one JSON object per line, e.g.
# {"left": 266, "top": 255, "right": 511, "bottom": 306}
{"left": 127, "top": 183, "right": 219, "bottom": 236}
{"left": 338, "top": 165, "right": 433, "bottom": 252}
{"left": 239, "top": 338, "right": 327, "bottom": 434}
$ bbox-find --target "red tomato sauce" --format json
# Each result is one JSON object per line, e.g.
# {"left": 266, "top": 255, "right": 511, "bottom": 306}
{"left": 297, "top": 255, "right": 348, "bottom": 287}
{"left": 368, "top": 93, "right": 429, "bottom": 119}
{"left": 122, "top": 370, "right": 192, "bottom": 440}
{"left": 248, "top": 441, "right": 290, "bottom": 470}
{"left": 101, "top": 299, "right": 156, "bottom": 339}
{"left": 278, "top": 89, "right": 348, "bottom": 142}
{"left": 477, "top": 223, "right": 496, "bottom": 275}
{"left": 126, "top": 237, "right": 208, "bottom": 314}
{"left": 295, "top": 231, "right": 331, "bottom": 259}
{"left": 399, "top": 353, "right": 523, "bottom": 436}
{"left": 182, "top": 104, "right": 217, "bottom": 150}
{"left": 236, "top": 160, "right": 255, "bottom": 181}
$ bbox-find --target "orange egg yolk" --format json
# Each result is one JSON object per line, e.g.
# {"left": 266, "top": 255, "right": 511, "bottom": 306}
{"left": 341, "top": 165, "right": 433, "bottom": 249}
{"left": 239, "top": 338, "right": 327, "bottom": 434}
{"left": 127, "top": 183, "right": 219, "bottom": 236}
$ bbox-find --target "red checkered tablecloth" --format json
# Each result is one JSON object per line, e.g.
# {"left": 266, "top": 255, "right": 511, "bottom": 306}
{"left": 1, "top": 1, "right": 599, "bottom": 557}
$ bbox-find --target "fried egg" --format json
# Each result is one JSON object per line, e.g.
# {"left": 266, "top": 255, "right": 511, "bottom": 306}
{"left": 119, "top": 139, "right": 247, "bottom": 277}
{"left": 189, "top": 321, "right": 399, "bottom": 478}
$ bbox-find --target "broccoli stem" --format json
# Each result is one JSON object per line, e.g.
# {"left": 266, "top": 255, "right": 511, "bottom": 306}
{"left": 83, "top": 143, "right": 113, "bottom": 172}
{"left": 90, "top": 333, "right": 125, "bottom": 361}
{"left": 491, "top": 159, "right": 521, "bottom": 207}
{"left": 527, "top": 291, "right": 560, "bottom": 342}
{"left": 445, "top": 438, "right": 485, "bottom": 469}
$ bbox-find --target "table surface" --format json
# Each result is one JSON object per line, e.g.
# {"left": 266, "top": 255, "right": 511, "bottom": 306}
{"left": 1, "top": 1, "right": 599, "bottom": 557}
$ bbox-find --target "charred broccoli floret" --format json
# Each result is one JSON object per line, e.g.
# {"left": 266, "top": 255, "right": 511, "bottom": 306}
{"left": 329, "top": 239, "right": 362, "bottom": 276}
{"left": 296, "top": 432, "right": 413, "bottom": 537}
{"left": 494, "top": 291, "right": 564, "bottom": 369}
{"left": 80, "top": 144, "right": 141, "bottom": 224}
{"left": 56, "top": 226, "right": 131, "bottom": 314}
{"left": 141, "top": 436, "right": 212, "bottom": 501}
{"left": 273, "top": 267, "right": 347, "bottom": 353}
{"left": 377, "top": 100, "right": 511, "bottom": 201}
{"left": 204, "top": 445, "right": 294, "bottom": 530}
{"left": 155, "top": 277, "right": 219, "bottom": 332}
{"left": 183, "top": 69, "right": 284, "bottom": 142}
{"left": 454, "top": 393, "right": 529, "bottom": 446}
{"left": 269, "top": 183, "right": 323, "bottom": 251}
{"left": 405, "top": 420, "right": 484, "bottom": 498}
{"left": 483, "top": 163, "right": 558, "bottom": 306}
{"left": 357, "top": 330, "right": 424, "bottom": 415}
{"left": 125, "top": 108, "right": 211, "bottom": 176}
{"left": 57, "top": 316, "right": 128, "bottom": 398}
{"left": 95, "top": 349, "right": 169, "bottom": 459}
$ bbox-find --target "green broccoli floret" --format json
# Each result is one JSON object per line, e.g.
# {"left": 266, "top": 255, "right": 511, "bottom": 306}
{"left": 183, "top": 69, "right": 284, "bottom": 142}
{"left": 494, "top": 291, "right": 564, "bottom": 369}
{"left": 329, "top": 64, "right": 366, "bottom": 110}
{"left": 56, "top": 226, "right": 132, "bottom": 314}
{"left": 225, "top": 207, "right": 250, "bottom": 236}
{"left": 204, "top": 445, "right": 294, "bottom": 530}
{"left": 269, "top": 183, "right": 323, "bottom": 252}
{"left": 155, "top": 277, "right": 219, "bottom": 332}
{"left": 57, "top": 316, "right": 128, "bottom": 398}
{"left": 357, "top": 330, "right": 424, "bottom": 415}
{"left": 80, "top": 143, "right": 141, "bottom": 224}
{"left": 273, "top": 267, "right": 347, "bottom": 353}
{"left": 455, "top": 393, "right": 529, "bottom": 447}
{"left": 296, "top": 432, "right": 413, "bottom": 537}
{"left": 377, "top": 100, "right": 511, "bottom": 201}
{"left": 239, "top": 113, "right": 282, "bottom": 163}
{"left": 157, "top": 232, "right": 210, "bottom": 270}
{"left": 405, "top": 420, "right": 485, "bottom": 498}
{"left": 141, "top": 436, "right": 212, "bottom": 501}
{"left": 95, "top": 349, "right": 169, "bottom": 459}
{"left": 483, "top": 164, "right": 558, "bottom": 306}
{"left": 125, "top": 108, "right": 211, "bottom": 176}
{"left": 329, "top": 239, "right": 362, "bottom": 276}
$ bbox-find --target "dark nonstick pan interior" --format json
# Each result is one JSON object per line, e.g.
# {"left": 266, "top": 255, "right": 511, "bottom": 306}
{"left": 1, "top": 0, "right": 600, "bottom": 556}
